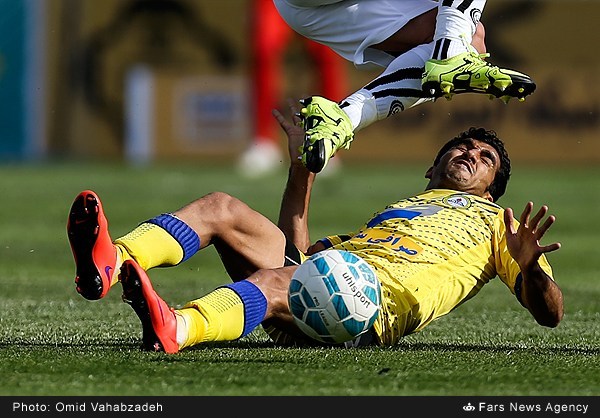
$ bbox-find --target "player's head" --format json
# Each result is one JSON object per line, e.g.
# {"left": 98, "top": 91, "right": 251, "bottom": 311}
{"left": 426, "top": 127, "right": 511, "bottom": 202}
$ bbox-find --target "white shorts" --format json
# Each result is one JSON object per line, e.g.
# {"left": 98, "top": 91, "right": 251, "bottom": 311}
{"left": 273, "top": 0, "right": 438, "bottom": 69}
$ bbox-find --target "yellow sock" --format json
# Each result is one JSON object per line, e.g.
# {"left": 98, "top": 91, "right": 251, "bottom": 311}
{"left": 108, "top": 244, "right": 132, "bottom": 286}
{"left": 175, "top": 288, "right": 245, "bottom": 349}
{"left": 114, "top": 223, "right": 185, "bottom": 270}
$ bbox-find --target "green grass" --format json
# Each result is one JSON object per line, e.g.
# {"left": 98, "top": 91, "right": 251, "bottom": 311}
{"left": 0, "top": 161, "right": 598, "bottom": 396}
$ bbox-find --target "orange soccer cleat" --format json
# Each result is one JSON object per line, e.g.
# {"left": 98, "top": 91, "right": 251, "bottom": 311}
{"left": 120, "top": 260, "right": 179, "bottom": 354}
{"left": 67, "top": 190, "right": 118, "bottom": 300}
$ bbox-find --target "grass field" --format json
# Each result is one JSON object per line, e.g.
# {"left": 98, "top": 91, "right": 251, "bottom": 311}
{"left": 0, "top": 160, "right": 598, "bottom": 397}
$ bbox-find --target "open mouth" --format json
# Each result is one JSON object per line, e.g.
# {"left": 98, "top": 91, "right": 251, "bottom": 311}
{"left": 453, "top": 159, "right": 473, "bottom": 174}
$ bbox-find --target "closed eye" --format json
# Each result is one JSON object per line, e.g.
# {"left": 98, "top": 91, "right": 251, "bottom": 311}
{"left": 480, "top": 149, "right": 496, "bottom": 166}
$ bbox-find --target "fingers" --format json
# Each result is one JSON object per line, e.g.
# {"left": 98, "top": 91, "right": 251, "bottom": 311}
{"left": 529, "top": 204, "right": 549, "bottom": 231}
{"left": 272, "top": 108, "right": 284, "bottom": 124}
{"left": 541, "top": 242, "right": 562, "bottom": 254}
{"left": 517, "top": 202, "right": 560, "bottom": 248}
{"left": 536, "top": 213, "right": 556, "bottom": 238}
{"left": 519, "top": 201, "right": 534, "bottom": 226}
{"left": 504, "top": 207, "right": 516, "bottom": 234}
{"left": 521, "top": 203, "right": 554, "bottom": 235}
{"left": 535, "top": 213, "right": 561, "bottom": 254}
{"left": 272, "top": 99, "right": 305, "bottom": 129}
{"left": 519, "top": 202, "right": 554, "bottom": 232}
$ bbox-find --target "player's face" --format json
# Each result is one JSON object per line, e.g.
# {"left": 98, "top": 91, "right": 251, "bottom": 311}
{"left": 425, "top": 139, "right": 500, "bottom": 200}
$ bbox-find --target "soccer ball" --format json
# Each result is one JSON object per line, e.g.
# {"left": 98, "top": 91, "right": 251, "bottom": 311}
{"left": 288, "top": 249, "right": 381, "bottom": 344}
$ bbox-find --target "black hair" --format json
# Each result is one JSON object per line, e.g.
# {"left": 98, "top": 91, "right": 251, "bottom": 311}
{"left": 432, "top": 127, "right": 511, "bottom": 202}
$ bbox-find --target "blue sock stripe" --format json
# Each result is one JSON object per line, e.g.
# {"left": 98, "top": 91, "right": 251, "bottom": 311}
{"left": 146, "top": 213, "right": 200, "bottom": 263}
{"left": 223, "top": 281, "right": 267, "bottom": 337}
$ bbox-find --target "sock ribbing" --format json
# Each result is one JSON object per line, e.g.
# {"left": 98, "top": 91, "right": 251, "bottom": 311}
{"left": 223, "top": 281, "right": 267, "bottom": 337}
{"left": 146, "top": 213, "right": 200, "bottom": 263}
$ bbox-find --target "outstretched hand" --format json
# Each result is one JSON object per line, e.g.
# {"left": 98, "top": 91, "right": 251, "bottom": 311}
{"left": 272, "top": 99, "right": 306, "bottom": 165}
{"left": 504, "top": 202, "right": 561, "bottom": 271}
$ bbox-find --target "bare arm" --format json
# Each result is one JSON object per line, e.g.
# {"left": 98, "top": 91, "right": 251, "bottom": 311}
{"left": 504, "top": 202, "right": 564, "bottom": 327}
{"left": 273, "top": 100, "right": 316, "bottom": 253}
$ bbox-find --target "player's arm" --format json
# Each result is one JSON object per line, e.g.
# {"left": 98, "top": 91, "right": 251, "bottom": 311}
{"left": 504, "top": 202, "right": 564, "bottom": 327}
{"left": 273, "top": 100, "right": 316, "bottom": 253}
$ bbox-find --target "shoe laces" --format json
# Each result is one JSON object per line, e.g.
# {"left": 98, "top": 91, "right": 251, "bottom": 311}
{"left": 460, "top": 34, "right": 491, "bottom": 62}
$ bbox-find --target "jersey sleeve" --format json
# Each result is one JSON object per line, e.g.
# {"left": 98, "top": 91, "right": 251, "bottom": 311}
{"left": 316, "top": 233, "right": 353, "bottom": 249}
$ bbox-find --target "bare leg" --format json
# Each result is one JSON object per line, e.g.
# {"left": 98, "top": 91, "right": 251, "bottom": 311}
{"left": 341, "top": 12, "right": 487, "bottom": 132}
{"left": 173, "top": 192, "right": 288, "bottom": 280}
{"left": 370, "top": 8, "right": 437, "bottom": 56}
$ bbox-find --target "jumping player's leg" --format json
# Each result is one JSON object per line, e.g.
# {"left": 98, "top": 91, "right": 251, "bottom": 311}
{"left": 341, "top": 43, "right": 435, "bottom": 134}
{"left": 273, "top": 0, "right": 437, "bottom": 68}
{"left": 431, "top": 0, "right": 487, "bottom": 60}
{"left": 422, "top": 0, "right": 536, "bottom": 100}
{"left": 276, "top": 1, "right": 535, "bottom": 173}
{"left": 274, "top": 0, "right": 439, "bottom": 172}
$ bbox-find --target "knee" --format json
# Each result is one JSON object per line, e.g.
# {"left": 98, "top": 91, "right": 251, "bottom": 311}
{"left": 192, "top": 191, "right": 242, "bottom": 221}
{"left": 176, "top": 191, "right": 246, "bottom": 234}
{"left": 203, "top": 191, "right": 235, "bottom": 203}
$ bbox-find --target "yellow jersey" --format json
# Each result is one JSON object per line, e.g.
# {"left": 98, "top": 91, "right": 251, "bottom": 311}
{"left": 317, "top": 189, "right": 554, "bottom": 346}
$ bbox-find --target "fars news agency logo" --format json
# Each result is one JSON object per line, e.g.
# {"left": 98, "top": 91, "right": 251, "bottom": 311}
{"left": 463, "top": 403, "right": 476, "bottom": 412}
{"left": 460, "top": 401, "right": 591, "bottom": 415}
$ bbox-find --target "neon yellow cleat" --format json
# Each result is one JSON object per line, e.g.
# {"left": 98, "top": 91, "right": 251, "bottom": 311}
{"left": 299, "top": 96, "right": 354, "bottom": 173}
{"left": 422, "top": 48, "right": 536, "bottom": 102}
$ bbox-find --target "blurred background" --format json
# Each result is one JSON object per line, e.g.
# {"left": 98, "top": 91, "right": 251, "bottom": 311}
{"left": 1, "top": 0, "right": 598, "bottom": 171}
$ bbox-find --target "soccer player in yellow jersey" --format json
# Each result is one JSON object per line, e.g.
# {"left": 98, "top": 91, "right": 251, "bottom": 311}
{"left": 67, "top": 101, "right": 563, "bottom": 353}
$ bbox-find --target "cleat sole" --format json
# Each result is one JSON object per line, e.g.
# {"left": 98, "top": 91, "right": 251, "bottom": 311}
{"left": 68, "top": 192, "right": 108, "bottom": 300}
{"left": 302, "top": 136, "right": 326, "bottom": 173}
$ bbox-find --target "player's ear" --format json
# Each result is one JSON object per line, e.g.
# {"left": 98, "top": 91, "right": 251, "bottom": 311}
{"left": 425, "top": 166, "right": 434, "bottom": 179}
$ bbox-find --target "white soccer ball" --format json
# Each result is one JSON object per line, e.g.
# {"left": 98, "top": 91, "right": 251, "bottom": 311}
{"left": 288, "top": 249, "right": 381, "bottom": 344}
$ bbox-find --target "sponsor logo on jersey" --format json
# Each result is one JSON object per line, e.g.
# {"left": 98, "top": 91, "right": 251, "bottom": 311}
{"left": 444, "top": 194, "right": 471, "bottom": 208}
{"left": 354, "top": 230, "right": 422, "bottom": 256}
